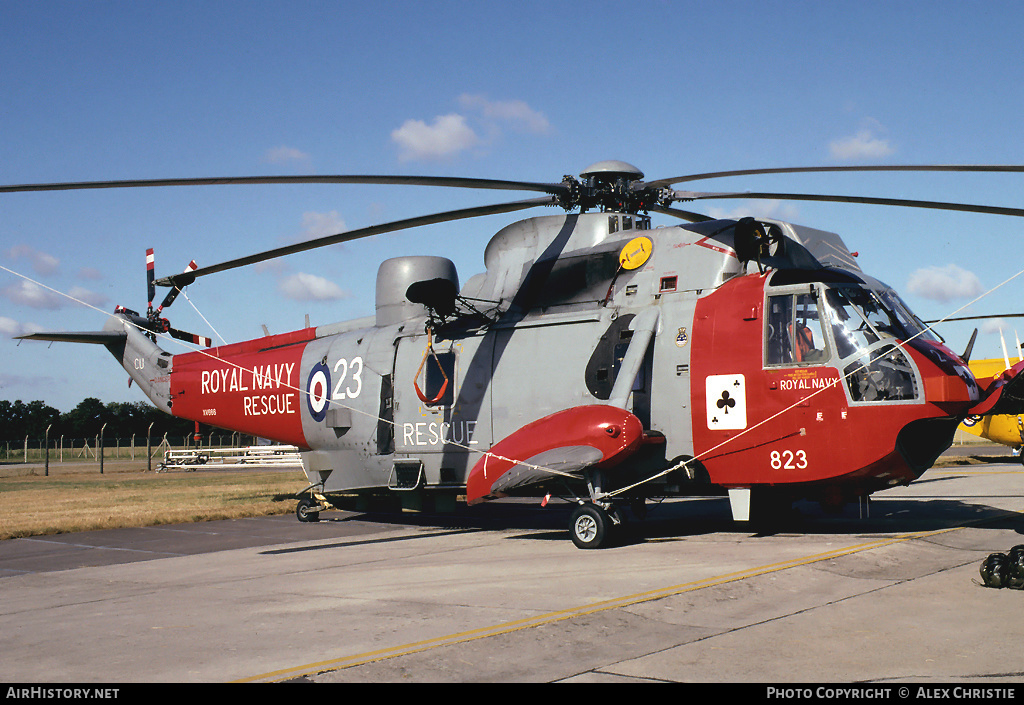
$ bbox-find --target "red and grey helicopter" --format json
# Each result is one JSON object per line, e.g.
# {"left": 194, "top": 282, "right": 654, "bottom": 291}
{"left": 8, "top": 161, "right": 1024, "bottom": 548}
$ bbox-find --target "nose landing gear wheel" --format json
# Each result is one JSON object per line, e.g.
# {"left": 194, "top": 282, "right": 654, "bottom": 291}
{"left": 570, "top": 504, "right": 611, "bottom": 549}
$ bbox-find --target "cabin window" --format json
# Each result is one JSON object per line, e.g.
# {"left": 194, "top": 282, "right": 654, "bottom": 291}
{"left": 586, "top": 315, "right": 633, "bottom": 399}
{"left": 424, "top": 351, "right": 456, "bottom": 407}
{"left": 765, "top": 292, "right": 828, "bottom": 366}
{"left": 533, "top": 251, "right": 621, "bottom": 308}
{"left": 377, "top": 374, "right": 395, "bottom": 454}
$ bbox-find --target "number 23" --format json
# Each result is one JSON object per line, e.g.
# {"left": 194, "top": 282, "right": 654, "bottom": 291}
{"left": 332, "top": 357, "right": 363, "bottom": 399}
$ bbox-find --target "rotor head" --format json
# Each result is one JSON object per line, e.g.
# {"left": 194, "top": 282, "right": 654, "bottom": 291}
{"left": 563, "top": 160, "right": 663, "bottom": 213}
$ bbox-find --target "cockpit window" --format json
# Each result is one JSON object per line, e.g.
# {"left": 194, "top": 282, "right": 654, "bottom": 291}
{"left": 878, "top": 289, "right": 942, "bottom": 344}
{"left": 824, "top": 284, "right": 938, "bottom": 352}
{"left": 821, "top": 284, "right": 920, "bottom": 402}
{"left": 843, "top": 344, "right": 918, "bottom": 401}
{"left": 765, "top": 282, "right": 922, "bottom": 402}
{"left": 823, "top": 287, "right": 884, "bottom": 358}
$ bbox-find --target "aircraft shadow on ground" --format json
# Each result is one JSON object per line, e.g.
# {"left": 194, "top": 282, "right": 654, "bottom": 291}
{"left": 268, "top": 491, "right": 1024, "bottom": 552}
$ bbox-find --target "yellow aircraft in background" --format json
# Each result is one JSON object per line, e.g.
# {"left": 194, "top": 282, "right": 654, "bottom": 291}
{"left": 960, "top": 331, "right": 1024, "bottom": 460}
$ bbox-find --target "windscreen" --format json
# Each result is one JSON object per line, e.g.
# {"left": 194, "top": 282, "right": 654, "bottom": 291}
{"left": 822, "top": 284, "right": 920, "bottom": 402}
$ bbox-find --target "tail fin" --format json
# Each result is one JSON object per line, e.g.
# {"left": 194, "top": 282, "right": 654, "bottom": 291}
{"left": 18, "top": 313, "right": 174, "bottom": 413}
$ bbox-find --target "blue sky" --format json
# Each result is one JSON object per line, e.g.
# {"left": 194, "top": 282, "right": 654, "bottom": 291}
{"left": 3, "top": 0, "right": 1024, "bottom": 412}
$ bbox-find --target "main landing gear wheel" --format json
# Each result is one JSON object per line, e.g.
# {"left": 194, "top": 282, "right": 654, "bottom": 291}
{"left": 295, "top": 497, "right": 320, "bottom": 523}
{"left": 570, "top": 504, "right": 613, "bottom": 549}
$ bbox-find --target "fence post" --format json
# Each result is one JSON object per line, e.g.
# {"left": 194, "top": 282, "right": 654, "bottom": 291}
{"left": 44, "top": 424, "right": 51, "bottom": 476}
{"left": 99, "top": 423, "right": 107, "bottom": 474}
{"left": 147, "top": 422, "right": 154, "bottom": 472}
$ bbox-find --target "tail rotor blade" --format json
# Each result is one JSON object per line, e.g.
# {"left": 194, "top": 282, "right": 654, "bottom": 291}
{"left": 159, "top": 260, "right": 198, "bottom": 311}
{"left": 146, "top": 248, "right": 156, "bottom": 310}
{"left": 168, "top": 327, "right": 212, "bottom": 347}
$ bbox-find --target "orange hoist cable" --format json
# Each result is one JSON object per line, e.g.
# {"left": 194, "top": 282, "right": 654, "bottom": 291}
{"left": 414, "top": 326, "right": 450, "bottom": 404}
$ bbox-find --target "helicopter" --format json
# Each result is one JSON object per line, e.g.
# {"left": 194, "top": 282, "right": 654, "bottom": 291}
{"left": 8, "top": 160, "right": 1024, "bottom": 548}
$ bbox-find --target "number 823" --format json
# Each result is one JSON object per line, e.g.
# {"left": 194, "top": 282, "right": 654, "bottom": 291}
{"left": 770, "top": 449, "right": 807, "bottom": 471}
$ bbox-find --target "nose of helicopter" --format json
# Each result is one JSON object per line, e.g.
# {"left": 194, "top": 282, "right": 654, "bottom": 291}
{"left": 910, "top": 339, "right": 980, "bottom": 408}
{"left": 891, "top": 340, "right": 981, "bottom": 473}
{"left": 895, "top": 415, "right": 964, "bottom": 474}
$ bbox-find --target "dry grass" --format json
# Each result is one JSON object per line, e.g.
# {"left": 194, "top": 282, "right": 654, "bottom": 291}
{"left": 0, "top": 462, "right": 304, "bottom": 540}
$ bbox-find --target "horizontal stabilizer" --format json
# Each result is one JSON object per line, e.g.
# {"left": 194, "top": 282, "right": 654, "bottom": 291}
{"left": 466, "top": 405, "right": 645, "bottom": 505}
{"left": 17, "top": 331, "right": 127, "bottom": 345}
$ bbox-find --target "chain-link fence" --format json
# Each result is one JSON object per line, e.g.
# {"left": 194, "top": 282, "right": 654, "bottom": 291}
{"left": 2, "top": 431, "right": 260, "bottom": 465}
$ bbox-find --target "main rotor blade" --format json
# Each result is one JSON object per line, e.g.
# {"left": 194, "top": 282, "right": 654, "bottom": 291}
{"left": 0, "top": 174, "right": 569, "bottom": 197}
{"left": 648, "top": 204, "right": 713, "bottom": 223}
{"left": 669, "top": 190, "right": 1024, "bottom": 218}
{"left": 155, "top": 196, "right": 555, "bottom": 286}
{"left": 646, "top": 164, "right": 1024, "bottom": 188}
{"left": 927, "top": 313, "right": 1024, "bottom": 323}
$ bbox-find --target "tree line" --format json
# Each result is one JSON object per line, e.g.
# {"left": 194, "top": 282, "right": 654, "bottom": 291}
{"left": 0, "top": 398, "right": 198, "bottom": 442}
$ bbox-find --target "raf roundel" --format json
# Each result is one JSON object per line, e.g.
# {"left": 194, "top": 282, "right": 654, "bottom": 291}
{"left": 306, "top": 361, "right": 331, "bottom": 422}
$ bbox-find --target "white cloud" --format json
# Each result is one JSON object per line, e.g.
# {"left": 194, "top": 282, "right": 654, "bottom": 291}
{"left": 264, "top": 146, "right": 311, "bottom": 164}
{"left": 458, "top": 94, "right": 551, "bottom": 134}
{"left": 981, "top": 318, "right": 1008, "bottom": 335}
{"left": 0, "top": 316, "right": 25, "bottom": 337}
{"left": 67, "top": 286, "right": 109, "bottom": 310}
{"left": 6, "top": 244, "right": 59, "bottom": 275}
{"left": 0, "top": 317, "right": 44, "bottom": 339}
{"left": 828, "top": 119, "right": 895, "bottom": 161}
{"left": 390, "top": 96, "right": 551, "bottom": 162}
{"left": 278, "top": 272, "right": 349, "bottom": 301}
{"left": 301, "top": 210, "right": 346, "bottom": 239}
{"left": 0, "top": 280, "right": 107, "bottom": 311}
{"left": 905, "top": 264, "right": 983, "bottom": 303}
{"left": 391, "top": 114, "right": 480, "bottom": 162}
{"left": 253, "top": 259, "right": 289, "bottom": 276}
{"left": 1, "top": 281, "right": 63, "bottom": 309}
